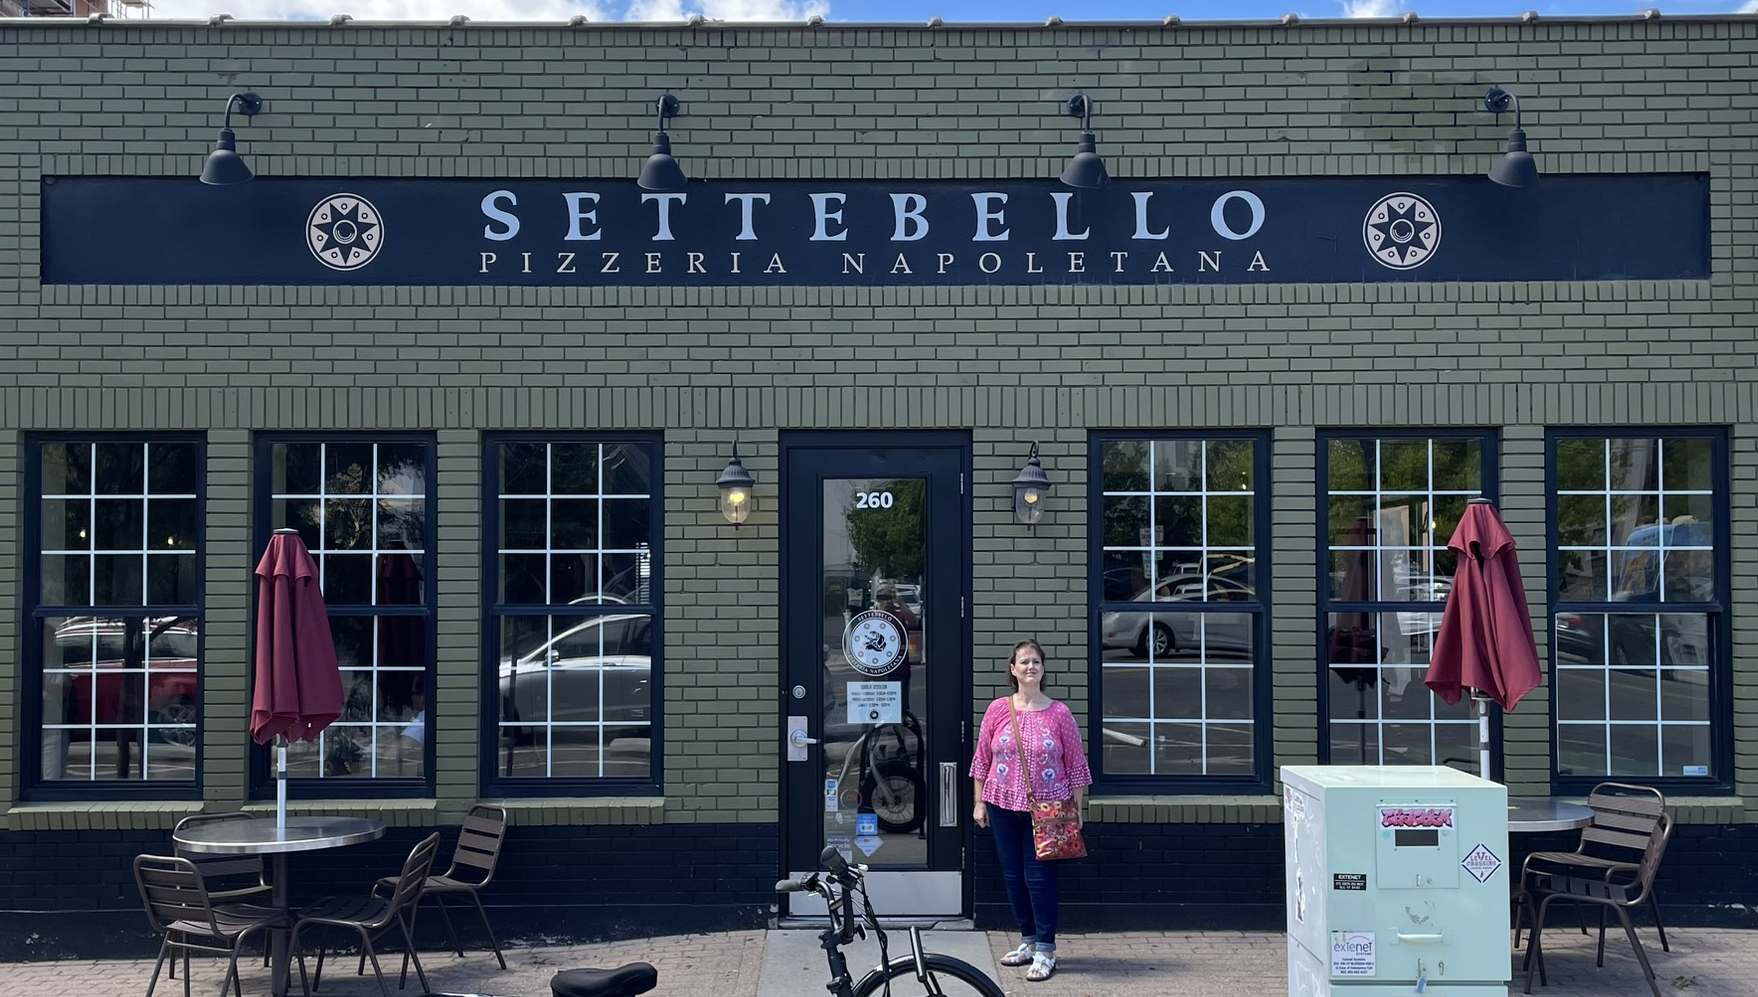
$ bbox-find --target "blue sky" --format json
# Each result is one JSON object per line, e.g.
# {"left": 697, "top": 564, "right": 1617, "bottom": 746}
{"left": 150, "top": 0, "right": 1758, "bottom": 24}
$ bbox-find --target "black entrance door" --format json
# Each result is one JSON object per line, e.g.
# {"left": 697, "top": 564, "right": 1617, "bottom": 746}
{"left": 780, "top": 434, "right": 970, "bottom": 916}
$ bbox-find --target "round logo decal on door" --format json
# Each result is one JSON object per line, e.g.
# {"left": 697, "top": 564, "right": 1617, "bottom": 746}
{"left": 844, "top": 610, "right": 908, "bottom": 677}
{"left": 1363, "top": 192, "right": 1441, "bottom": 270}
{"left": 307, "top": 193, "right": 385, "bottom": 271}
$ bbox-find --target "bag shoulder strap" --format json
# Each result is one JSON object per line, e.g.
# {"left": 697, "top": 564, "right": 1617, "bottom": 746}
{"left": 1007, "top": 697, "right": 1034, "bottom": 805}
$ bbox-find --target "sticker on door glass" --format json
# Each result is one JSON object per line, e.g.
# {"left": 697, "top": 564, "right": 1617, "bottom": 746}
{"left": 1461, "top": 843, "right": 1503, "bottom": 883}
{"left": 1330, "top": 931, "right": 1375, "bottom": 976}
{"left": 844, "top": 610, "right": 908, "bottom": 676}
{"left": 846, "top": 681, "right": 902, "bottom": 725}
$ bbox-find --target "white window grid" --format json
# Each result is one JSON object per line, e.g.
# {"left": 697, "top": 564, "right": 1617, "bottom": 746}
{"left": 1099, "top": 438, "right": 1259, "bottom": 777}
{"left": 39, "top": 441, "right": 199, "bottom": 781}
{"left": 270, "top": 441, "right": 430, "bottom": 779}
{"left": 1554, "top": 437, "right": 1716, "bottom": 778}
{"left": 493, "top": 442, "right": 653, "bottom": 779}
{"left": 1325, "top": 437, "right": 1483, "bottom": 767}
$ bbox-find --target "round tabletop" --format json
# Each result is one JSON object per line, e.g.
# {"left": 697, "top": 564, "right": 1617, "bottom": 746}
{"left": 1507, "top": 797, "right": 1593, "bottom": 832}
{"left": 173, "top": 815, "right": 385, "bottom": 855}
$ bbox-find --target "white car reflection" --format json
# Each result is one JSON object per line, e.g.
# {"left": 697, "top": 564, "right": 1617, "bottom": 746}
{"left": 1099, "top": 574, "right": 1254, "bottom": 659}
{"left": 498, "top": 614, "right": 653, "bottom": 736}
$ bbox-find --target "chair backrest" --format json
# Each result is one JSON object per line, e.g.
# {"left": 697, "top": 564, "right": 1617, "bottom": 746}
{"left": 1580, "top": 781, "right": 1667, "bottom": 857}
{"left": 174, "top": 811, "right": 267, "bottom": 887}
{"left": 1625, "top": 811, "right": 1675, "bottom": 905}
{"left": 441, "top": 804, "right": 509, "bottom": 888}
{"left": 376, "top": 833, "right": 443, "bottom": 928}
{"left": 135, "top": 854, "right": 223, "bottom": 937}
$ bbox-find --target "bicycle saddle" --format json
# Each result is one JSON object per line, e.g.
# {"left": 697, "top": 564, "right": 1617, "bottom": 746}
{"left": 550, "top": 963, "right": 659, "bottom": 997}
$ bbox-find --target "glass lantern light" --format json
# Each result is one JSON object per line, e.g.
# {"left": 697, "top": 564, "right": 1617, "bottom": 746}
{"left": 717, "top": 445, "right": 754, "bottom": 527}
{"left": 1012, "top": 442, "right": 1052, "bottom": 527}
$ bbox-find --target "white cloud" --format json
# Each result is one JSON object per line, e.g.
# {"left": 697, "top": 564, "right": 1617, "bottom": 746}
{"left": 151, "top": 0, "right": 827, "bottom": 22}
{"left": 1741, "top": 0, "right": 1758, "bottom": 12}
{"left": 1338, "top": 0, "right": 1402, "bottom": 16}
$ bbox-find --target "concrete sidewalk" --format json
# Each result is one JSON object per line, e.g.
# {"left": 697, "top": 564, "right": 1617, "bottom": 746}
{"left": 4, "top": 924, "right": 1751, "bottom": 996}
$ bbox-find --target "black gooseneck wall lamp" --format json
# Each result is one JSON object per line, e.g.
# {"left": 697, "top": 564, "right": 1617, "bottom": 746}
{"left": 637, "top": 93, "right": 687, "bottom": 192}
{"left": 1059, "top": 93, "right": 1110, "bottom": 189}
{"left": 1484, "top": 86, "right": 1539, "bottom": 188}
{"left": 200, "top": 91, "right": 264, "bottom": 186}
{"left": 1012, "top": 442, "right": 1053, "bottom": 528}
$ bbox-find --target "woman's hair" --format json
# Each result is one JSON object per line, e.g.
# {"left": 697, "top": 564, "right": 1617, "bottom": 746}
{"left": 1007, "top": 639, "right": 1047, "bottom": 692}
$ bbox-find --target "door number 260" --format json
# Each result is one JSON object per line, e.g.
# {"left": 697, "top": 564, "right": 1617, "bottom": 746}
{"left": 854, "top": 491, "right": 895, "bottom": 509}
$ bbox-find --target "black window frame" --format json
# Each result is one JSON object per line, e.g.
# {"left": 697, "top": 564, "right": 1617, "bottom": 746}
{"left": 1315, "top": 429, "right": 1501, "bottom": 776}
{"left": 1087, "top": 430, "right": 1274, "bottom": 795}
{"left": 248, "top": 433, "right": 439, "bottom": 801}
{"left": 1546, "top": 428, "right": 1733, "bottom": 795}
{"left": 21, "top": 432, "right": 207, "bottom": 802}
{"left": 480, "top": 432, "right": 664, "bottom": 797}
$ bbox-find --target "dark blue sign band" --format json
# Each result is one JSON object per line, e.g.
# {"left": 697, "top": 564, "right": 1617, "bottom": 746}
{"left": 40, "top": 174, "right": 1709, "bottom": 286}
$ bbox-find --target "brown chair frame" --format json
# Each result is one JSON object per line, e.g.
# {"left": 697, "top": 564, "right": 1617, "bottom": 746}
{"left": 292, "top": 832, "right": 441, "bottom": 997}
{"left": 134, "top": 853, "right": 289, "bottom": 997}
{"left": 1515, "top": 782, "right": 1671, "bottom": 961}
{"left": 1519, "top": 811, "right": 1674, "bottom": 997}
{"left": 375, "top": 804, "right": 509, "bottom": 970}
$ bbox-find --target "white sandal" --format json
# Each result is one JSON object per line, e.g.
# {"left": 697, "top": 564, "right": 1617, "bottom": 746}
{"left": 999, "top": 942, "right": 1035, "bottom": 967}
{"left": 1027, "top": 951, "right": 1057, "bottom": 982}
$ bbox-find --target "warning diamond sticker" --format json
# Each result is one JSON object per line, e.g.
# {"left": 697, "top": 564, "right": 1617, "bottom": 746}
{"left": 1461, "top": 843, "right": 1503, "bottom": 883}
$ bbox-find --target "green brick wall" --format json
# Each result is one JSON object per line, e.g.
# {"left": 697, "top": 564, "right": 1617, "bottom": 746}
{"left": 0, "top": 17, "right": 1754, "bottom": 829}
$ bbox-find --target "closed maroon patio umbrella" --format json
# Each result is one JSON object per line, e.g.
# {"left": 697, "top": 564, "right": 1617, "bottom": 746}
{"left": 1426, "top": 497, "right": 1544, "bottom": 778}
{"left": 251, "top": 528, "right": 343, "bottom": 830}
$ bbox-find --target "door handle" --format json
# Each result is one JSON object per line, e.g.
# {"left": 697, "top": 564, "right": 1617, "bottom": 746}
{"left": 939, "top": 762, "right": 958, "bottom": 827}
{"left": 785, "top": 716, "right": 815, "bottom": 762}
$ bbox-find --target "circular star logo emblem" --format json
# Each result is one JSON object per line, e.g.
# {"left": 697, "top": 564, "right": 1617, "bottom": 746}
{"left": 843, "top": 610, "right": 907, "bottom": 677}
{"left": 1363, "top": 192, "right": 1440, "bottom": 270}
{"left": 307, "top": 194, "right": 384, "bottom": 271}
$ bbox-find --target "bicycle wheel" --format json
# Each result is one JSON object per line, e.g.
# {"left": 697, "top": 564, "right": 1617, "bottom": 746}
{"left": 861, "top": 768, "right": 926, "bottom": 834}
{"left": 852, "top": 953, "right": 1005, "bottom": 997}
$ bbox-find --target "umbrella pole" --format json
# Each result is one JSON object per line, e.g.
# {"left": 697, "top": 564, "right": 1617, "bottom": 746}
{"left": 1474, "top": 694, "right": 1492, "bottom": 781}
{"left": 276, "top": 734, "right": 287, "bottom": 833}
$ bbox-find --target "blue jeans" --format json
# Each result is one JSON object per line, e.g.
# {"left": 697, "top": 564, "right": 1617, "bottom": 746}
{"left": 988, "top": 804, "right": 1057, "bottom": 951}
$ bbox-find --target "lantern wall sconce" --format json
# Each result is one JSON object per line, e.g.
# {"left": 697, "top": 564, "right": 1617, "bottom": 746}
{"left": 637, "top": 93, "right": 687, "bottom": 192}
{"left": 717, "top": 444, "right": 754, "bottom": 527}
{"left": 200, "top": 91, "right": 263, "bottom": 185}
{"left": 1059, "top": 93, "right": 1110, "bottom": 189}
{"left": 1012, "top": 442, "right": 1053, "bottom": 527}
{"left": 1483, "top": 86, "right": 1539, "bottom": 188}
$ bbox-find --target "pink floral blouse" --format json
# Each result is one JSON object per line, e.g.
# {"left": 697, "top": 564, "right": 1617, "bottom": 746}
{"left": 969, "top": 697, "right": 1093, "bottom": 810}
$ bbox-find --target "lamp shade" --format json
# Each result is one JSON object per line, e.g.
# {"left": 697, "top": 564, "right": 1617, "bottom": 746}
{"left": 1060, "top": 132, "right": 1109, "bottom": 189}
{"left": 1488, "top": 128, "right": 1539, "bottom": 188}
{"left": 1012, "top": 448, "right": 1053, "bottom": 526}
{"left": 716, "top": 451, "right": 754, "bottom": 526}
{"left": 200, "top": 128, "right": 254, "bottom": 186}
{"left": 638, "top": 133, "right": 686, "bottom": 192}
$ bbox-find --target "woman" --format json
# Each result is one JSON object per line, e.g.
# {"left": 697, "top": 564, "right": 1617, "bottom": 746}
{"left": 970, "top": 639, "right": 1092, "bottom": 982}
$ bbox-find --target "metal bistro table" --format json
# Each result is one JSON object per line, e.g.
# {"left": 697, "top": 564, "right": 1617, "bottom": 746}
{"left": 174, "top": 815, "right": 386, "bottom": 997}
{"left": 1507, "top": 797, "right": 1594, "bottom": 833}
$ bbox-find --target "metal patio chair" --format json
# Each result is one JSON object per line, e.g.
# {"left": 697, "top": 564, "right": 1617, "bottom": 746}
{"left": 134, "top": 853, "right": 290, "bottom": 997}
{"left": 373, "top": 803, "right": 510, "bottom": 970}
{"left": 1515, "top": 782, "right": 1671, "bottom": 961}
{"left": 291, "top": 832, "right": 441, "bottom": 997}
{"left": 1520, "top": 810, "right": 1674, "bottom": 997}
{"left": 173, "top": 811, "right": 276, "bottom": 908}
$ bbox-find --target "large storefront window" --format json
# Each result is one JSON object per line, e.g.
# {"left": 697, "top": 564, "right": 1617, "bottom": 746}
{"left": 1093, "top": 434, "right": 1269, "bottom": 789}
{"left": 1320, "top": 434, "right": 1493, "bottom": 772}
{"left": 1551, "top": 432, "right": 1727, "bottom": 788}
{"left": 28, "top": 437, "right": 204, "bottom": 793}
{"left": 484, "top": 436, "right": 661, "bottom": 792}
{"left": 258, "top": 437, "right": 435, "bottom": 786}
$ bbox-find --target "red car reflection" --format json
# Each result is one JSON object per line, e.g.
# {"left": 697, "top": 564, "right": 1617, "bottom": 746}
{"left": 50, "top": 617, "right": 199, "bottom": 746}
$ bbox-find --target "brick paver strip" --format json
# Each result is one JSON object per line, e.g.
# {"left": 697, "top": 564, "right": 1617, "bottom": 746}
{"left": 5, "top": 928, "right": 1754, "bottom": 997}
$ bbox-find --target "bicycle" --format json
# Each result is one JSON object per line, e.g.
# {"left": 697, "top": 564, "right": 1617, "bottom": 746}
{"left": 836, "top": 712, "right": 927, "bottom": 835}
{"left": 424, "top": 845, "right": 1002, "bottom": 997}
